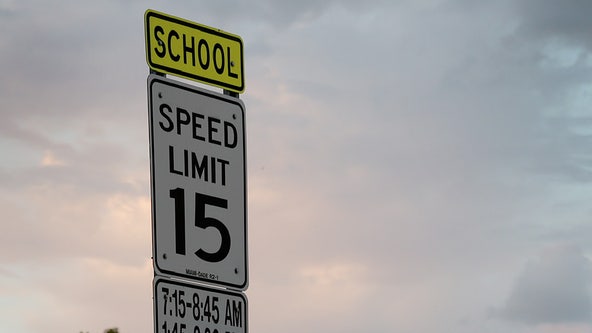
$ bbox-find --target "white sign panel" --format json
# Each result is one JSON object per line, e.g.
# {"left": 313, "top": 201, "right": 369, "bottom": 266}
{"left": 148, "top": 74, "right": 247, "bottom": 290}
{"left": 154, "top": 277, "right": 248, "bottom": 333}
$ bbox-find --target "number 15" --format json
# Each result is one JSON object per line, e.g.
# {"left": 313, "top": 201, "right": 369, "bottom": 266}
{"left": 169, "top": 188, "right": 231, "bottom": 263}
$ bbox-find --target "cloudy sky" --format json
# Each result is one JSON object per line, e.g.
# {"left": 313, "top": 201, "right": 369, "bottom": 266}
{"left": 1, "top": 0, "right": 592, "bottom": 332}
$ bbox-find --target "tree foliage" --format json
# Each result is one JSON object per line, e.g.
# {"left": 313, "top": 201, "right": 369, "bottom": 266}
{"left": 79, "top": 328, "right": 118, "bottom": 333}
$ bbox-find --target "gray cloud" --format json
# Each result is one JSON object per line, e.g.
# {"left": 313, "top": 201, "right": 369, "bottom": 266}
{"left": 514, "top": 0, "right": 592, "bottom": 48}
{"left": 0, "top": 0, "right": 146, "bottom": 124}
{"left": 243, "top": 3, "right": 592, "bottom": 331}
{"left": 498, "top": 244, "right": 592, "bottom": 324}
{"left": 165, "top": 0, "right": 395, "bottom": 30}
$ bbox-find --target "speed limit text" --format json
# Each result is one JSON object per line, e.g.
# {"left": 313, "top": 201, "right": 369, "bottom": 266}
{"left": 159, "top": 103, "right": 238, "bottom": 186}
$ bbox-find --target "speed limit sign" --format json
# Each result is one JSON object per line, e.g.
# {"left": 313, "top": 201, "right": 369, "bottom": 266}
{"left": 148, "top": 74, "right": 247, "bottom": 290}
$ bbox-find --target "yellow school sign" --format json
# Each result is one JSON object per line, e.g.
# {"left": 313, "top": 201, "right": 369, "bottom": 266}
{"left": 145, "top": 10, "right": 245, "bottom": 93}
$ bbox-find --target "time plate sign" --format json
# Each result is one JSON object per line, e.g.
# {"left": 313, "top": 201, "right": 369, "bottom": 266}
{"left": 148, "top": 74, "right": 247, "bottom": 290}
{"left": 154, "top": 277, "right": 248, "bottom": 333}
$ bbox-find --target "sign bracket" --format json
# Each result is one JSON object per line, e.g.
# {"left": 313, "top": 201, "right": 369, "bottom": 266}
{"left": 150, "top": 69, "right": 165, "bottom": 77}
{"left": 224, "top": 89, "right": 240, "bottom": 99}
